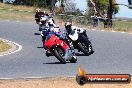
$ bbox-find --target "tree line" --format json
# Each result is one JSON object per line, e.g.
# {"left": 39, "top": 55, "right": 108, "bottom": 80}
{"left": 87, "top": 0, "right": 119, "bottom": 19}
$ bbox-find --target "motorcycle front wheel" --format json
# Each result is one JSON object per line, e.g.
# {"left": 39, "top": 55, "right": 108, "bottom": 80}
{"left": 78, "top": 34, "right": 93, "bottom": 55}
{"left": 52, "top": 47, "right": 66, "bottom": 64}
{"left": 69, "top": 56, "right": 77, "bottom": 63}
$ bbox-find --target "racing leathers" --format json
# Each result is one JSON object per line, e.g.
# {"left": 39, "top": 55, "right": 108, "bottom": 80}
{"left": 39, "top": 16, "right": 57, "bottom": 31}
{"left": 65, "top": 26, "right": 88, "bottom": 40}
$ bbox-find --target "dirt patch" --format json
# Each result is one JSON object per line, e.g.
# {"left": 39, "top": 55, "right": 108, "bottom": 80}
{"left": 0, "top": 77, "right": 131, "bottom": 88}
{"left": 0, "top": 40, "right": 11, "bottom": 52}
{"left": 0, "top": 38, "right": 17, "bottom": 56}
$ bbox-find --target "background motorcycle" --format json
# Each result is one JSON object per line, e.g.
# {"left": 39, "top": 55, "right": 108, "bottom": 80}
{"left": 68, "top": 28, "right": 94, "bottom": 55}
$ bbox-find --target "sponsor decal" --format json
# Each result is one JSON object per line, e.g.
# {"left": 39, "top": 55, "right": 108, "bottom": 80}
{"left": 76, "top": 66, "right": 131, "bottom": 85}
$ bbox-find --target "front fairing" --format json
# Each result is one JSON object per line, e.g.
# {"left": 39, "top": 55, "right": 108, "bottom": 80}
{"left": 44, "top": 33, "right": 58, "bottom": 48}
{"left": 42, "top": 27, "right": 50, "bottom": 36}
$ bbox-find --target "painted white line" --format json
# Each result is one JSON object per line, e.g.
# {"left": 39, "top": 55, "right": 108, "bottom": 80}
{"left": 5, "top": 19, "right": 10, "bottom": 22}
{"left": 0, "top": 78, "right": 15, "bottom": 80}
{"left": 0, "top": 77, "right": 53, "bottom": 80}
{"left": 22, "top": 77, "right": 44, "bottom": 79}
{"left": 16, "top": 20, "right": 20, "bottom": 22}
{"left": 0, "top": 39, "right": 22, "bottom": 56}
{"left": 111, "top": 30, "right": 116, "bottom": 32}
{"left": 101, "top": 30, "right": 105, "bottom": 31}
{"left": 92, "top": 29, "right": 96, "bottom": 31}
{"left": 121, "top": 32, "right": 126, "bottom": 34}
{"left": 0, "top": 76, "right": 75, "bottom": 80}
{"left": 83, "top": 28, "right": 88, "bottom": 30}
{"left": 0, "top": 77, "right": 42, "bottom": 80}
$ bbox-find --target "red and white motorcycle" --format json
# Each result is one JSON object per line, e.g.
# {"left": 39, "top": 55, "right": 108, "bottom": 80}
{"left": 41, "top": 28, "right": 77, "bottom": 64}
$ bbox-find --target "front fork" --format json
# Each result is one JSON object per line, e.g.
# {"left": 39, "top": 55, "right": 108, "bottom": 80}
{"left": 64, "top": 48, "right": 75, "bottom": 61}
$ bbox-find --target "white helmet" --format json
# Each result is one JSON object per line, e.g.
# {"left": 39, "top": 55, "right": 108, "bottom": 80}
{"left": 48, "top": 19, "right": 54, "bottom": 26}
{"left": 40, "top": 17, "right": 46, "bottom": 21}
{"left": 44, "top": 11, "right": 46, "bottom": 14}
{"left": 40, "top": 17, "right": 47, "bottom": 24}
{"left": 65, "top": 22, "right": 72, "bottom": 34}
{"left": 36, "top": 8, "right": 41, "bottom": 12}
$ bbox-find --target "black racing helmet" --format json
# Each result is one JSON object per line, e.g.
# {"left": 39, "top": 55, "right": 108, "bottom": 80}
{"left": 40, "top": 17, "right": 47, "bottom": 24}
{"left": 65, "top": 22, "right": 72, "bottom": 33}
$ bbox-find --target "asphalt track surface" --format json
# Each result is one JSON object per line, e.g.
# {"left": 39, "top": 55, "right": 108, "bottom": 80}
{"left": 0, "top": 20, "right": 132, "bottom": 78}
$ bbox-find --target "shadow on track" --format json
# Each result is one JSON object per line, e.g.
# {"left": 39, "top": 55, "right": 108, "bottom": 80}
{"left": 34, "top": 33, "right": 40, "bottom": 35}
{"left": 37, "top": 46, "right": 43, "bottom": 48}
{"left": 75, "top": 53, "right": 86, "bottom": 56}
{"left": 43, "top": 62, "right": 71, "bottom": 64}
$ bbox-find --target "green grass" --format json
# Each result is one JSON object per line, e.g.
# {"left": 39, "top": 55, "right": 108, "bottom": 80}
{"left": 85, "top": 20, "right": 132, "bottom": 32}
{"left": 0, "top": 2, "right": 49, "bottom": 22}
{"left": 0, "top": 2, "right": 35, "bottom": 21}
{"left": 113, "top": 21, "right": 132, "bottom": 32}
{"left": 0, "top": 9, "right": 34, "bottom": 21}
{"left": 0, "top": 40, "right": 11, "bottom": 52}
{"left": 0, "top": 2, "right": 37, "bottom": 12}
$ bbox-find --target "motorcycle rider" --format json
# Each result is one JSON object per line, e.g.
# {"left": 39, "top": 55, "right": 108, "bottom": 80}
{"left": 65, "top": 22, "right": 88, "bottom": 40}
{"left": 40, "top": 20, "right": 76, "bottom": 57}
{"left": 40, "top": 16, "right": 57, "bottom": 44}
{"left": 35, "top": 9, "right": 54, "bottom": 31}
{"left": 64, "top": 22, "right": 94, "bottom": 54}
{"left": 39, "top": 12, "right": 57, "bottom": 31}
{"left": 43, "top": 11, "right": 49, "bottom": 16}
{"left": 35, "top": 8, "right": 45, "bottom": 31}
{"left": 40, "top": 17, "right": 62, "bottom": 56}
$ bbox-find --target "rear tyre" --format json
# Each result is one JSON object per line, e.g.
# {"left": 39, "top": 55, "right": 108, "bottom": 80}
{"left": 52, "top": 47, "right": 66, "bottom": 64}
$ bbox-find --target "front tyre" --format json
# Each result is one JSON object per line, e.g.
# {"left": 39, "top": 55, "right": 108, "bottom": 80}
{"left": 89, "top": 44, "right": 94, "bottom": 55}
{"left": 76, "top": 75, "right": 87, "bottom": 85}
{"left": 52, "top": 47, "right": 66, "bottom": 64}
{"left": 78, "top": 34, "right": 93, "bottom": 55}
{"left": 69, "top": 56, "right": 77, "bottom": 63}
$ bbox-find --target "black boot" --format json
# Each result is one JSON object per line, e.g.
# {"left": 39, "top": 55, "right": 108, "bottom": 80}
{"left": 46, "top": 50, "right": 52, "bottom": 57}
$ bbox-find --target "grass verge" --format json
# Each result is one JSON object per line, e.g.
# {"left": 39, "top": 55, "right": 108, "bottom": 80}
{"left": 0, "top": 40, "right": 11, "bottom": 53}
{"left": 0, "top": 3, "right": 48, "bottom": 22}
